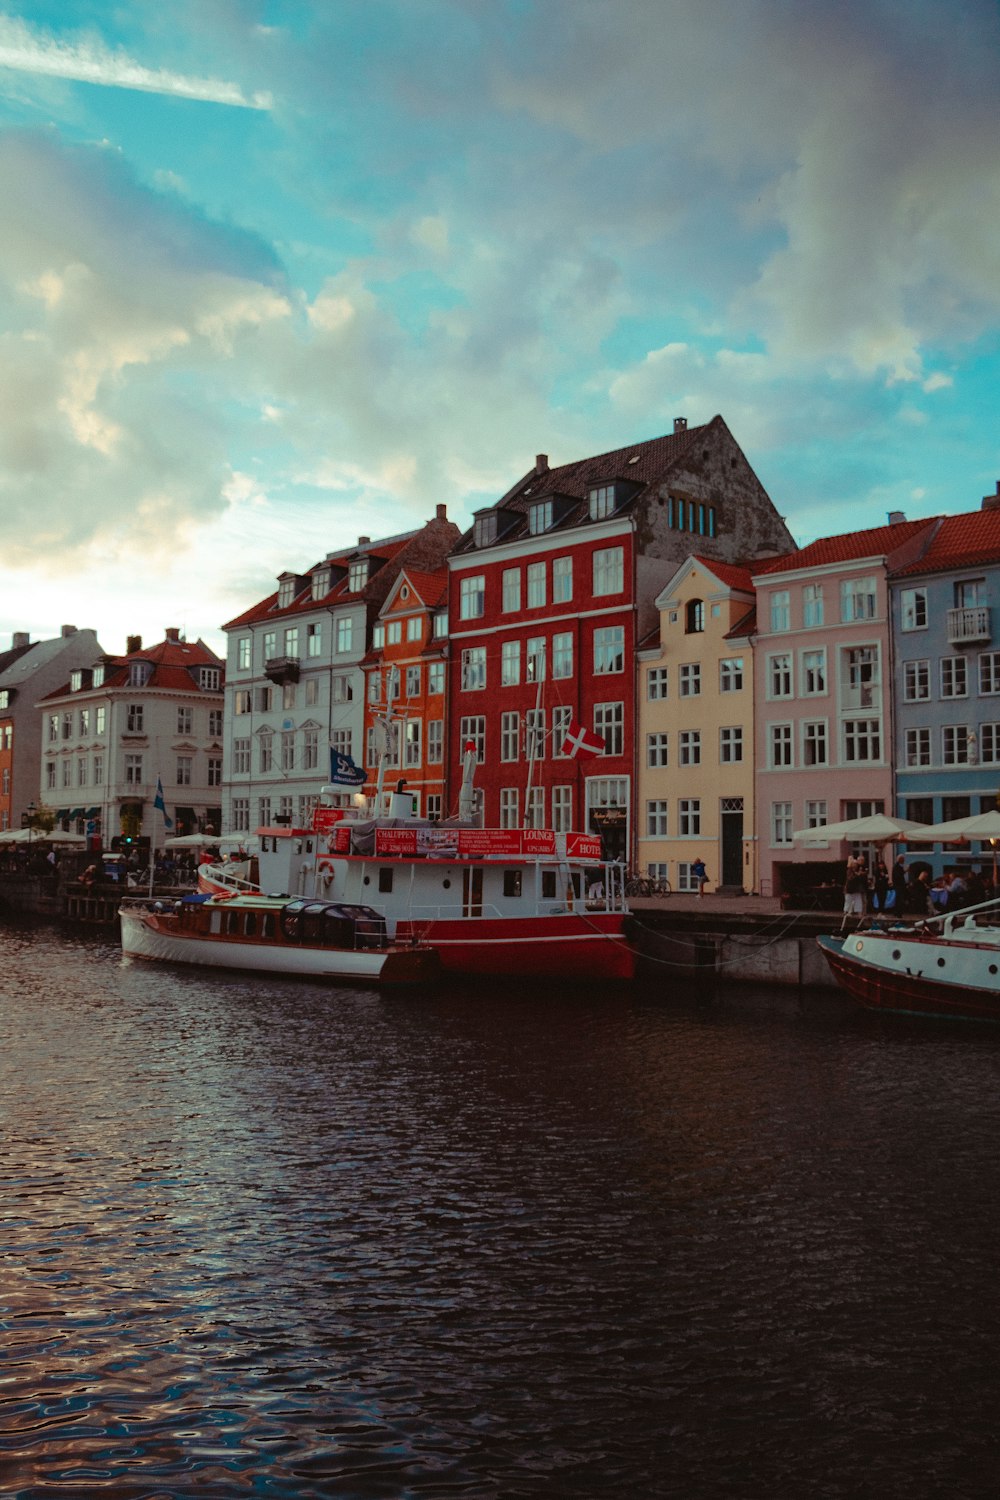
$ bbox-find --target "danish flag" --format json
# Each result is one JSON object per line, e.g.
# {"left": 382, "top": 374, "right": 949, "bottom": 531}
{"left": 560, "top": 719, "right": 605, "bottom": 759}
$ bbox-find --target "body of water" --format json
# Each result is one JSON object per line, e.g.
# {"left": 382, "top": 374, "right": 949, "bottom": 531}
{"left": 2, "top": 921, "right": 999, "bottom": 1498}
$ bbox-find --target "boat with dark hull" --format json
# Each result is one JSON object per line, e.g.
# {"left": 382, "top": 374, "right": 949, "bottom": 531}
{"left": 817, "top": 899, "right": 1000, "bottom": 1021}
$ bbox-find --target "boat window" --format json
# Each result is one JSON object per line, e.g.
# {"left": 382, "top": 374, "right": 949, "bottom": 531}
{"left": 542, "top": 870, "right": 557, "bottom": 899}
{"left": 244, "top": 912, "right": 257, "bottom": 936}
{"left": 262, "top": 913, "right": 276, "bottom": 939}
{"left": 378, "top": 868, "right": 394, "bottom": 893}
{"left": 503, "top": 869, "right": 522, "bottom": 898}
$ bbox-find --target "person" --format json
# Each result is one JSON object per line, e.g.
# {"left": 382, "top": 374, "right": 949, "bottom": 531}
{"left": 892, "top": 855, "right": 908, "bottom": 910}
{"left": 691, "top": 856, "right": 708, "bottom": 898}
{"left": 80, "top": 863, "right": 98, "bottom": 888}
{"left": 944, "top": 870, "right": 967, "bottom": 911}
{"left": 873, "top": 858, "right": 889, "bottom": 913}
{"left": 841, "top": 854, "right": 867, "bottom": 931}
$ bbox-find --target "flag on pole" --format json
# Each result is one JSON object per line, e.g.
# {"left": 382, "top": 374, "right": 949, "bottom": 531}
{"left": 153, "top": 776, "right": 174, "bottom": 830}
{"left": 329, "top": 749, "right": 367, "bottom": 786}
{"left": 560, "top": 719, "right": 605, "bottom": 759}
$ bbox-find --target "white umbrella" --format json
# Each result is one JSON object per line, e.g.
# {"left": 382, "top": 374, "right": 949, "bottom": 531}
{"left": 791, "top": 813, "right": 927, "bottom": 843}
{"left": 164, "top": 832, "right": 221, "bottom": 848}
{"left": 910, "top": 809, "right": 1000, "bottom": 842}
{"left": 46, "top": 829, "right": 87, "bottom": 844}
{"left": 0, "top": 826, "right": 86, "bottom": 845}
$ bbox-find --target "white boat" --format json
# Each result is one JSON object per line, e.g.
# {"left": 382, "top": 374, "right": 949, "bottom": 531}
{"left": 119, "top": 893, "right": 438, "bottom": 986}
{"left": 817, "top": 898, "right": 1000, "bottom": 1021}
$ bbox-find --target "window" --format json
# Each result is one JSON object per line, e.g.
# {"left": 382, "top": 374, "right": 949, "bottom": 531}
{"left": 79, "top": 708, "right": 90, "bottom": 737}
{"left": 406, "top": 665, "right": 421, "bottom": 697}
{"left": 502, "top": 568, "right": 521, "bottom": 612}
{"left": 282, "top": 682, "right": 296, "bottom": 711}
{"left": 553, "top": 556, "right": 572, "bottom": 603}
{"left": 200, "top": 666, "right": 220, "bottom": 691}
{"left": 979, "top": 652, "right": 1000, "bottom": 695}
{"left": 905, "top": 727, "right": 931, "bottom": 767}
{"left": 801, "top": 649, "right": 826, "bottom": 696}
{"left": 770, "top": 590, "right": 790, "bottom": 631}
{"left": 719, "top": 658, "right": 743, "bottom": 693}
{"left": 501, "top": 641, "right": 520, "bottom": 686}
{"left": 594, "top": 702, "right": 623, "bottom": 756}
{"left": 303, "top": 728, "right": 319, "bottom": 770}
{"left": 176, "top": 756, "right": 192, "bottom": 786}
{"left": 207, "top": 708, "right": 223, "bottom": 737}
{"left": 803, "top": 583, "right": 824, "bottom": 627}
{"left": 589, "top": 484, "right": 615, "bottom": 520}
{"left": 174, "top": 706, "right": 193, "bottom": 737}
{"left": 526, "top": 709, "right": 545, "bottom": 762}
{"left": 802, "top": 721, "right": 828, "bottom": 766}
{"left": 903, "top": 660, "right": 930, "bottom": 702}
{"left": 552, "top": 705, "right": 571, "bottom": 757}
{"left": 231, "top": 798, "right": 250, "bottom": 833}
{"left": 387, "top": 621, "right": 402, "bottom": 645}
{"left": 980, "top": 724, "right": 1000, "bottom": 763}
{"left": 208, "top": 757, "right": 222, "bottom": 787}
{"left": 552, "top": 786, "right": 572, "bottom": 833}
{"left": 771, "top": 802, "right": 793, "bottom": 846}
{"left": 93, "top": 754, "right": 103, "bottom": 785}
{"left": 307, "top": 623, "right": 322, "bottom": 657}
{"left": 368, "top": 673, "right": 381, "bottom": 705}
{"left": 126, "top": 703, "right": 144, "bottom": 732}
{"left": 233, "top": 738, "right": 250, "bottom": 774}
{"left": 594, "top": 626, "right": 624, "bottom": 674}
{"left": 460, "top": 716, "right": 486, "bottom": 761}
{"left": 95, "top": 706, "right": 106, "bottom": 735}
{"left": 500, "top": 788, "right": 519, "bottom": 829}
{"left": 426, "top": 795, "right": 442, "bottom": 822}
{"left": 258, "top": 685, "right": 273, "bottom": 713}
{"left": 527, "top": 562, "right": 546, "bottom": 607}
{"left": 403, "top": 721, "right": 421, "bottom": 768}
{"left": 428, "top": 720, "right": 443, "bottom": 763}
{"left": 526, "top": 637, "right": 546, "bottom": 683}
{"left": 62, "top": 759, "right": 72, "bottom": 788}
{"left": 386, "top": 665, "right": 400, "bottom": 703}
{"left": 460, "top": 575, "right": 485, "bottom": 620}
{"left": 331, "top": 729, "right": 352, "bottom": 763}
{"left": 955, "top": 578, "right": 985, "bottom": 607}
{"left": 366, "top": 726, "right": 378, "bottom": 766}
{"left": 552, "top": 633, "right": 573, "bottom": 679}
{"left": 844, "top": 719, "right": 880, "bottom": 762}
{"left": 501, "top": 712, "right": 520, "bottom": 762}
{"left": 647, "top": 667, "right": 668, "bottom": 699}
{"left": 336, "top": 618, "right": 353, "bottom": 654}
{"left": 125, "top": 753, "right": 143, "bottom": 786}
{"left": 238, "top": 637, "right": 251, "bottom": 670}
{"left": 461, "top": 648, "right": 486, "bottom": 691}
{"left": 941, "top": 657, "right": 968, "bottom": 698}
{"left": 679, "top": 798, "right": 701, "bottom": 836}
{"left": 258, "top": 731, "right": 273, "bottom": 773}
{"left": 311, "top": 568, "right": 329, "bottom": 601}
{"left": 348, "top": 559, "right": 369, "bottom": 591}
{"left": 768, "top": 654, "right": 792, "bottom": 698}
{"left": 48, "top": 714, "right": 58, "bottom": 743}
{"left": 770, "top": 723, "right": 793, "bottom": 767}
{"left": 372, "top": 623, "right": 385, "bottom": 649}
{"left": 943, "top": 725, "right": 972, "bottom": 765}
{"left": 679, "top": 730, "right": 701, "bottom": 766}
{"left": 45, "top": 762, "right": 55, "bottom": 790}
{"left": 263, "top": 630, "right": 277, "bottom": 661}
{"left": 128, "top": 661, "right": 151, "bottom": 687}
{"left": 646, "top": 800, "right": 668, "bottom": 836}
{"left": 845, "top": 646, "right": 879, "bottom": 705}
{"left": 593, "top": 546, "right": 624, "bottom": 596}
{"left": 679, "top": 663, "right": 701, "bottom": 697}
{"left": 62, "top": 711, "right": 72, "bottom": 740}
{"left": 647, "top": 733, "right": 669, "bottom": 767}
{"left": 900, "top": 587, "right": 927, "bottom": 630}
{"left": 428, "top": 662, "right": 445, "bottom": 695}
{"left": 407, "top": 617, "right": 421, "bottom": 642}
{"left": 433, "top": 611, "right": 448, "bottom": 637}
{"left": 525, "top": 788, "right": 544, "bottom": 830}
{"left": 685, "top": 599, "right": 704, "bottom": 633}
{"left": 281, "top": 732, "right": 295, "bottom": 771}
{"left": 77, "top": 756, "right": 86, "bottom": 787}
{"left": 283, "top": 626, "right": 299, "bottom": 658}
{"left": 841, "top": 575, "right": 877, "bottom": 622}
{"left": 720, "top": 726, "right": 743, "bottom": 763}
{"left": 805, "top": 800, "right": 827, "bottom": 829}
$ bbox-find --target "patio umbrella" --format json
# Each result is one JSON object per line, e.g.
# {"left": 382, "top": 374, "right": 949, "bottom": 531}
{"left": 791, "top": 813, "right": 927, "bottom": 843}
{"left": 164, "top": 832, "right": 221, "bottom": 848}
{"left": 911, "top": 809, "right": 1000, "bottom": 842}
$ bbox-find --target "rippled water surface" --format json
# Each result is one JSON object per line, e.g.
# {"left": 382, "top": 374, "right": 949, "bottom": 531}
{"left": 3, "top": 920, "right": 1000, "bottom": 1497}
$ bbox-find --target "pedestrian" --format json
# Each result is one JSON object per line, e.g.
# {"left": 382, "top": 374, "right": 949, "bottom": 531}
{"left": 841, "top": 854, "right": 866, "bottom": 931}
{"left": 873, "top": 858, "right": 889, "bottom": 913}
{"left": 691, "top": 856, "right": 708, "bottom": 898}
{"left": 891, "top": 855, "right": 907, "bottom": 911}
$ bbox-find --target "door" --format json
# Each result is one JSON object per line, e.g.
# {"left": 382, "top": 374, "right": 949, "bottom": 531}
{"left": 721, "top": 798, "right": 744, "bottom": 888}
{"left": 463, "top": 865, "right": 483, "bottom": 917}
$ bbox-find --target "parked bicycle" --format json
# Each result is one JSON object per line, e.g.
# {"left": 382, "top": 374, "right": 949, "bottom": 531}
{"left": 625, "top": 874, "right": 672, "bottom": 897}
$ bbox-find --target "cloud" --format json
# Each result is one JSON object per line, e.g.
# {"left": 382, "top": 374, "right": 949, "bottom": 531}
{"left": 0, "top": 14, "right": 272, "bottom": 107}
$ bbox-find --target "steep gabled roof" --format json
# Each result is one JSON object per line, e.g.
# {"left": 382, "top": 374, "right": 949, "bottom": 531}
{"left": 39, "top": 635, "right": 222, "bottom": 702}
{"left": 892, "top": 509, "right": 1000, "bottom": 577}
{"left": 386, "top": 566, "right": 449, "bottom": 612}
{"left": 692, "top": 555, "right": 755, "bottom": 593}
{"left": 757, "top": 518, "right": 937, "bottom": 576}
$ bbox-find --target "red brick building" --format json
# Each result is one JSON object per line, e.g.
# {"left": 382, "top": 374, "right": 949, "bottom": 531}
{"left": 446, "top": 417, "right": 794, "bottom": 862}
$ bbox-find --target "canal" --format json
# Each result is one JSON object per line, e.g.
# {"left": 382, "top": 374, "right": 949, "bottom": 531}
{"left": 2, "top": 920, "right": 999, "bottom": 1497}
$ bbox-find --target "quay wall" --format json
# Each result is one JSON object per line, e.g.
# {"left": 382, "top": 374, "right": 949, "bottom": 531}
{"left": 629, "top": 907, "right": 840, "bottom": 989}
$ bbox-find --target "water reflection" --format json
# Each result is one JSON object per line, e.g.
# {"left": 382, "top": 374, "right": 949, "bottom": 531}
{"left": 2, "top": 922, "right": 999, "bottom": 1496}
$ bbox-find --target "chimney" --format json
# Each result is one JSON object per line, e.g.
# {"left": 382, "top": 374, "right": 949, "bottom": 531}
{"left": 674, "top": 417, "right": 688, "bottom": 434}
{"left": 358, "top": 535, "right": 370, "bottom": 546}
{"left": 61, "top": 624, "right": 77, "bottom": 637}
{"left": 436, "top": 503, "right": 448, "bottom": 521}
{"left": 12, "top": 632, "right": 29, "bottom": 649}
{"left": 535, "top": 453, "right": 548, "bottom": 474}
{"left": 887, "top": 510, "right": 906, "bottom": 525}
{"left": 983, "top": 482, "right": 1000, "bottom": 512}
{"left": 126, "top": 634, "right": 142, "bottom": 654}
{"left": 165, "top": 627, "right": 181, "bottom": 643}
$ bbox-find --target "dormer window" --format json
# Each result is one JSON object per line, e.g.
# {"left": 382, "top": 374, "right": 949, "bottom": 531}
{"left": 589, "top": 485, "right": 617, "bottom": 520}
{"left": 70, "top": 670, "right": 83, "bottom": 692}
{"left": 128, "top": 661, "right": 152, "bottom": 687}
{"left": 92, "top": 664, "right": 105, "bottom": 687}
{"left": 199, "top": 666, "right": 221, "bottom": 690}
{"left": 528, "top": 500, "right": 553, "bottom": 535}
{"left": 277, "top": 577, "right": 296, "bottom": 609}
{"left": 349, "top": 559, "right": 369, "bottom": 592}
{"left": 372, "top": 623, "right": 385, "bottom": 649}
{"left": 474, "top": 513, "right": 498, "bottom": 548}
{"left": 311, "top": 568, "right": 330, "bottom": 601}
{"left": 0, "top": 689, "right": 9, "bottom": 710}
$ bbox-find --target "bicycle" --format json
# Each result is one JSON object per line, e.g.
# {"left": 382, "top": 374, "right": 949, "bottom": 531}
{"left": 625, "top": 874, "right": 672, "bottom": 898}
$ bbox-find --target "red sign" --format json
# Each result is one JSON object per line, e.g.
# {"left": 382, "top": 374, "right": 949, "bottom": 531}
{"left": 566, "top": 832, "right": 602, "bottom": 862}
{"left": 331, "top": 824, "right": 353, "bottom": 853}
{"left": 521, "top": 829, "right": 556, "bottom": 856}
{"left": 375, "top": 829, "right": 419, "bottom": 856}
{"left": 313, "top": 807, "right": 347, "bottom": 834}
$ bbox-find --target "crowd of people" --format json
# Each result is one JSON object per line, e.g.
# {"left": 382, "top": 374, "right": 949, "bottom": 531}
{"left": 841, "top": 852, "right": 994, "bottom": 930}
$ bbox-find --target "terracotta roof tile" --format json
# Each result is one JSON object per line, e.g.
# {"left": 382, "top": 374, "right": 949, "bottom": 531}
{"left": 692, "top": 556, "right": 755, "bottom": 592}
{"left": 892, "top": 510, "right": 1000, "bottom": 576}
{"left": 758, "top": 518, "right": 936, "bottom": 575}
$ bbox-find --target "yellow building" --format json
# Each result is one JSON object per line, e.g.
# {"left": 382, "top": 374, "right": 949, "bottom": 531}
{"left": 636, "top": 557, "right": 757, "bottom": 893}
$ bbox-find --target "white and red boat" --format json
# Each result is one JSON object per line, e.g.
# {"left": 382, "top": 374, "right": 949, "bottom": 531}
{"left": 817, "top": 900, "right": 1000, "bottom": 1021}
{"left": 199, "top": 759, "right": 636, "bottom": 983}
{"left": 120, "top": 892, "right": 437, "bottom": 986}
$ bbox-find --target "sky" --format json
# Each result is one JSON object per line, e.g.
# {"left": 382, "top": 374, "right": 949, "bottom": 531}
{"left": 0, "top": 0, "right": 998, "bottom": 659}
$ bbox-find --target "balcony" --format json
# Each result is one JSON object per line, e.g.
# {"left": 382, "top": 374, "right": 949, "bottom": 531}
{"left": 947, "top": 606, "right": 990, "bottom": 644}
{"left": 264, "top": 654, "right": 301, "bottom": 685}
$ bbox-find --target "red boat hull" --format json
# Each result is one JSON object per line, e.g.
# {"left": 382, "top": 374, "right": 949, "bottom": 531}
{"left": 396, "top": 912, "right": 636, "bottom": 981}
{"left": 817, "top": 936, "right": 1000, "bottom": 1022}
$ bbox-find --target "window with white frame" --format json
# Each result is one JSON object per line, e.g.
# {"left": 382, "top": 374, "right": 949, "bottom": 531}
{"left": 805, "top": 799, "right": 827, "bottom": 829}
{"left": 177, "top": 707, "right": 192, "bottom": 735}
{"left": 125, "top": 753, "right": 143, "bottom": 785}
{"left": 594, "top": 625, "right": 624, "bottom": 674}
{"left": 404, "top": 720, "right": 421, "bottom": 768}
{"left": 311, "top": 568, "right": 329, "bottom": 601}
{"left": 501, "top": 640, "right": 520, "bottom": 686}
{"left": 647, "top": 732, "right": 668, "bottom": 767}
{"left": 720, "top": 726, "right": 743, "bottom": 763}
{"left": 500, "top": 788, "right": 519, "bottom": 829}
{"left": 552, "top": 785, "right": 572, "bottom": 832}
{"left": 348, "top": 559, "right": 369, "bottom": 591}
{"left": 980, "top": 723, "right": 1000, "bottom": 763}
{"left": 527, "top": 562, "right": 546, "bottom": 608}
{"left": 372, "top": 623, "right": 384, "bottom": 650}
{"left": 426, "top": 795, "right": 442, "bottom": 822}
{"left": 803, "top": 583, "right": 824, "bottom": 627}
{"left": 647, "top": 666, "right": 668, "bottom": 699}
{"left": 76, "top": 756, "right": 86, "bottom": 787}
{"left": 528, "top": 500, "right": 552, "bottom": 535}
{"left": 126, "top": 703, "right": 144, "bottom": 732}
{"left": 408, "top": 617, "right": 422, "bottom": 642}
{"left": 231, "top": 798, "right": 250, "bottom": 832}
{"left": 679, "top": 730, "right": 701, "bottom": 765}
{"left": 501, "top": 712, "right": 520, "bottom": 761}
{"left": 263, "top": 629, "right": 277, "bottom": 660}
{"left": 233, "top": 690, "right": 251, "bottom": 716}
{"left": 905, "top": 727, "right": 931, "bottom": 766}
{"left": 502, "top": 568, "right": 520, "bottom": 612}
{"left": 209, "top": 708, "right": 224, "bottom": 736}
{"left": 844, "top": 645, "right": 879, "bottom": 706}
{"left": 336, "top": 617, "right": 353, "bottom": 653}
{"left": 802, "top": 720, "right": 828, "bottom": 766}
{"left": 768, "top": 653, "right": 792, "bottom": 698}
{"left": 526, "top": 709, "right": 545, "bottom": 761}
{"left": 841, "top": 575, "right": 877, "bottom": 622}
{"left": 368, "top": 673, "right": 381, "bottom": 705}
{"left": 594, "top": 702, "right": 623, "bottom": 756}
{"left": 461, "top": 647, "right": 486, "bottom": 691}
{"left": 428, "top": 662, "right": 445, "bottom": 695}
{"left": 460, "top": 716, "right": 486, "bottom": 761}
{"left": 801, "top": 648, "right": 826, "bottom": 696}
{"left": 387, "top": 621, "right": 402, "bottom": 645}
{"left": 771, "top": 801, "right": 793, "bottom": 845}
{"left": 366, "top": 726, "right": 378, "bottom": 766}
{"left": 553, "top": 705, "right": 571, "bottom": 757}
{"left": 259, "top": 730, "right": 273, "bottom": 772}
{"left": 770, "top": 723, "right": 793, "bottom": 767}
{"left": 233, "top": 738, "right": 250, "bottom": 773}
{"left": 553, "top": 556, "right": 572, "bottom": 603}
{"left": 552, "top": 633, "right": 573, "bottom": 679}
{"left": 284, "top": 626, "right": 299, "bottom": 657}
{"left": 283, "top": 682, "right": 296, "bottom": 710}
{"left": 903, "top": 660, "right": 930, "bottom": 702}
{"left": 526, "top": 637, "right": 546, "bottom": 682}
{"left": 433, "top": 611, "right": 448, "bottom": 637}
{"left": 769, "top": 590, "right": 790, "bottom": 631}
{"left": 302, "top": 728, "right": 319, "bottom": 770}
{"left": 331, "top": 728, "right": 352, "bottom": 761}
{"left": 900, "top": 587, "right": 927, "bottom": 630}
{"left": 593, "top": 546, "right": 624, "bottom": 596}
{"left": 281, "top": 731, "right": 295, "bottom": 771}
{"left": 941, "top": 656, "right": 968, "bottom": 698}
{"left": 45, "top": 761, "right": 55, "bottom": 790}
{"left": 589, "top": 485, "right": 616, "bottom": 520}
{"left": 61, "top": 759, "right": 72, "bottom": 789}
{"left": 844, "top": 718, "right": 880, "bottom": 761}
{"left": 980, "top": 652, "right": 1000, "bottom": 695}
{"left": 238, "top": 636, "right": 251, "bottom": 669}
{"left": 525, "top": 787, "right": 544, "bottom": 829}
{"left": 646, "top": 800, "right": 668, "bottom": 836}
{"left": 679, "top": 663, "right": 701, "bottom": 697}
{"left": 175, "top": 755, "right": 192, "bottom": 787}
{"left": 719, "top": 657, "right": 743, "bottom": 692}
{"left": 943, "top": 725, "right": 972, "bottom": 765}
{"left": 460, "top": 575, "right": 485, "bottom": 619}
{"left": 386, "top": 666, "right": 400, "bottom": 703}
{"left": 47, "top": 713, "right": 58, "bottom": 743}
{"left": 406, "top": 665, "right": 421, "bottom": 697}
{"left": 428, "top": 720, "right": 443, "bottom": 763}
{"left": 678, "top": 798, "right": 701, "bottom": 836}
{"left": 93, "top": 753, "right": 103, "bottom": 785}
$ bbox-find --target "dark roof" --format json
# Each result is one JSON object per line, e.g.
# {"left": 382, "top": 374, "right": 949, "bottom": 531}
{"left": 891, "top": 510, "right": 1000, "bottom": 577}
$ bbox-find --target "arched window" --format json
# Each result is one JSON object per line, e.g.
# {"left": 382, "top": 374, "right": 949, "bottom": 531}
{"left": 686, "top": 599, "right": 705, "bottom": 633}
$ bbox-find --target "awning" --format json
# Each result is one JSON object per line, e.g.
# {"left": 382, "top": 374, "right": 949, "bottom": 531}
{"left": 84, "top": 807, "right": 100, "bottom": 817}
{"left": 68, "top": 808, "right": 83, "bottom": 818}
{"left": 174, "top": 806, "right": 197, "bottom": 822}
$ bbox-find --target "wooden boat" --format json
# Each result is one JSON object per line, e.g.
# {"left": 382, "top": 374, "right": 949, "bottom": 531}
{"left": 119, "top": 893, "right": 438, "bottom": 986}
{"left": 817, "top": 899, "right": 1000, "bottom": 1021}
